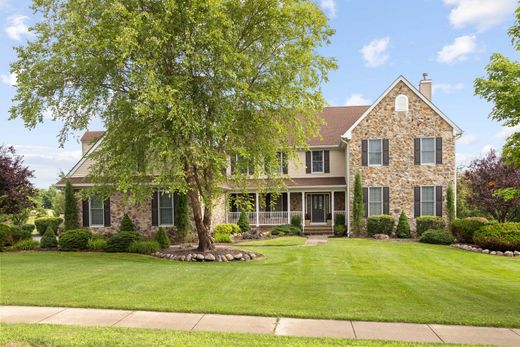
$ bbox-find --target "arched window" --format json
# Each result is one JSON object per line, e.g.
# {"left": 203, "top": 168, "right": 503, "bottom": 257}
{"left": 395, "top": 94, "right": 409, "bottom": 112}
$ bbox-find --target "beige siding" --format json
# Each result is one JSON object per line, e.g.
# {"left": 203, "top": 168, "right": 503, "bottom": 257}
{"left": 71, "top": 158, "right": 94, "bottom": 177}
{"left": 288, "top": 149, "right": 345, "bottom": 178}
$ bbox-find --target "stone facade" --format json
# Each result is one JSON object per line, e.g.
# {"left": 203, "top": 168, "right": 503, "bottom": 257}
{"left": 347, "top": 81, "right": 456, "bottom": 230}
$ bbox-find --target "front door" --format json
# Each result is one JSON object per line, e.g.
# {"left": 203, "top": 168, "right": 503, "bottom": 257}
{"left": 311, "top": 194, "right": 325, "bottom": 223}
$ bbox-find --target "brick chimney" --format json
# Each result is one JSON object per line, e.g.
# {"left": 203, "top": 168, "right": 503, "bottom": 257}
{"left": 419, "top": 73, "right": 432, "bottom": 101}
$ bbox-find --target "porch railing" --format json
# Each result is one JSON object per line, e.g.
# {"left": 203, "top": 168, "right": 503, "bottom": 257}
{"left": 227, "top": 210, "right": 346, "bottom": 226}
{"left": 258, "top": 211, "right": 288, "bottom": 225}
{"left": 227, "top": 211, "right": 256, "bottom": 225}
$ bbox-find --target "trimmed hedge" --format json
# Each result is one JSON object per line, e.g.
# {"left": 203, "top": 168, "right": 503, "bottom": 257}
{"left": 473, "top": 223, "right": 520, "bottom": 251}
{"left": 128, "top": 240, "right": 160, "bottom": 254}
{"left": 214, "top": 232, "right": 233, "bottom": 243}
{"left": 333, "top": 224, "right": 345, "bottom": 237}
{"left": 0, "top": 224, "right": 32, "bottom": 246}
{"left": 34, "top": 217, "right": 63, "bottom": 235}
{"left": 154, "top": 227, "right": 171, "bottom": 249}
{"left": 10, "top": 239, "right": 39, "bottom": 250}
{"left": 58, "top": 229, "right": 92, "bottom": 251}
{"left": 416, "top": 216, "right": 445, "bottom": 236}
{"left": 271, "top": 224, "right": 301, "bottom": 236}
{"left": 395, "top": 211, "right": 411, "bottom": 238}
{"left": 237, "top": 211, "right": 251, "bottom": 233}
{"left": 213, "top": 224, "right": 241, "bottom": 235}
{"left": 451, "top": 217, "right": 489, "bottom": 244}
{"left": 120, "top": 214, "right": 136, "bottom": 231}
{"left": 291, "top": 215, "right": 302, "bottom": 229}
{"left": 21, "top": 224, "right": 35, "bottom": 233}
{"left": 420, "top": 229, "right": 455, "bottom": 245}
{"left": 87, "top": 238, "right": 107, "bottom": 251}
{"left": 335, "top": 213, "right": 346, "bottom": 227}
{"left": 40, "top": 226, "right": 58, "bottom": 248}
{"left": 367, "top": 215, "right": 395, "bottom": 236}
{"left": 106, "top": 231, "right": 142, "bottom": 252}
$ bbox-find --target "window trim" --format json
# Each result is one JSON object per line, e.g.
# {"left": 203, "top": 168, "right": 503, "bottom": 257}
{"left": 89, "top": 198, "right": 104, "bottom": 228}
{"left": 367, "top": 187, "right": 383, "bottom": 216}
{"left": 158, "top": 191, "right": 175, "bottom": 227}
{"left": 419, "top": 186, "right": 436, "bottom": 217}
{"left": 420, "top": 137, "right": 436, "bottom": 165}
{"left": 367, "top": 139, "right": 383, "bottom": 166}
{"left": 311, "top": 150, "right": 324, "bottom": 174}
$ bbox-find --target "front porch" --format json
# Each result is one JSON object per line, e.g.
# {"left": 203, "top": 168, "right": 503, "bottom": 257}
{"left": 226, "top": 191, "right": 346, "bottom": 233}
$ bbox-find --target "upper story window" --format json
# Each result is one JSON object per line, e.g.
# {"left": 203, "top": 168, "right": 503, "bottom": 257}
{"left": 311, "top": 150, "right": 324, "bottom": 173}
{"left": 159, "top": 192, "right": 174, "bottom": 226}
{"left": 420, "top": 186, "right": 435, "bottom": 216}
{"left": 368, "top": 139, "right": 383, "bottom": 166}
{"left": 368, "top": 187, "right": 383, "bottom": 216}
{"left": 232, "top": 154, "right": 254, "bottom": 175}
{"left": 89, "top": 198, "right": 104, "bottom": 227}
{"left": 420, "top": 138, "right": 435, "bottom": 164}
{"left": 395, "top": 94, "right": 409, "bottom": 112}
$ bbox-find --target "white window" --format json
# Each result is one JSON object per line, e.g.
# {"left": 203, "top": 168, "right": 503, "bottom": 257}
{"left": 421, "top": 138, "right": 435, "bottom": 164}
{"left": 159, "top": 192, "right": 174, "bottom": 226}
{"left": 420, "top": 186, "right": 435, "bottom": 216}
{"left": 395, "top": 94, "right": 409, "bottom": 112}
{"left": 311, "top": 150, "right": 324, "bottom": 173}
{"left": 368, "top": 187, "right": 383, "bottom": 216}
{"left": 368, "top": 139, "right": 383, "bottom": 166}
{"left": 89, "top": 198, "right": 104, "bottom": 227}
{"left": 235, "top": 154, "right": 253, "bottom": 175}
{"left": 277, "top": 152, "right": 286, "bottom": 174}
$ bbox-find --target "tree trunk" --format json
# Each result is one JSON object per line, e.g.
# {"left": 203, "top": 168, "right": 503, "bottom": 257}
{"left": 187, "top": 184, "right": 215, "bottom": 252}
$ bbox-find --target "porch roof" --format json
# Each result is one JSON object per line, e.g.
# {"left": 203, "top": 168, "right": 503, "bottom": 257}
{"left": 223, "top": 177, "right": 346, "bottom": 190}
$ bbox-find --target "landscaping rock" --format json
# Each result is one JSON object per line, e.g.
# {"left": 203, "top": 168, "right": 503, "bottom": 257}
{"left": 225, "top": 254, "right": 234, "bottom": 261}
{"left": 196, "top": 254, "right": 204, "bottom": 260}
{"left": 185, "top": 254, "right": 192, "bottom": 262}
{"left": 482, "top": 249, "right": 490, "bottom": 254}
{"left": 234, "top": 253, "right": 243, "bottom": 260}
{"left": 249, "top": 252, "right": 256, "bottom": 259}
{"left": 514, "top": 251, "right": 520, "bottom": 257}
{"left": 205, "top": 254, "right": 216, "bottom": 261}
{"left": 243, "top": 254, "right": 250, "bottom": 261}
{"left": 373, "top": 234, "right": 389, "bottom": 240}
{"left": 496, "top": 251, "right": 504, "bottom": 256}
{"left": 504, "top": 251, "right": 514, "bottom": 257}
{"left": 490, "top": 251, "right": 496, "bottom": 255}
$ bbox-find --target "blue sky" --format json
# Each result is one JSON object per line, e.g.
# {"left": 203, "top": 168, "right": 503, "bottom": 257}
{"left": 0, "top": 0, "right": 518, "bottom": 187}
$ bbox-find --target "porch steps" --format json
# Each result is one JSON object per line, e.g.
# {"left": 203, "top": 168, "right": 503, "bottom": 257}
{"left": 303, "top": 226, "right": 333, "bottom": 235}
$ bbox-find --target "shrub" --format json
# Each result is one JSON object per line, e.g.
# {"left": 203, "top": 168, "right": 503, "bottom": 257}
{"left": 271, "top": 224, "right": 301, "bottom": 236}
{"left": 416, "top": 216, "right": 445, "bottom": 236}
{"left": 237, "top": 211, "right": 251, "bottom": 233}
{"left": 120, "top": 213, "right": 136, "bottom": 231}
{"left": 367, "top": 215, "right": 395, "bottom": 236}
{"left": 420, "top": 229, "right": 455, "bottom": 245}
{"left": 58, "top": 229, "right": 92, "bottom": 251}
{"left": 395, "top": 211, "right": 411, "bottom": 238}
{"left": 214, "top": 224, "right": 240, "bottom": 236}
{"left": 34, "top": 217, "right": 63, "bottom": 235}
{"left": 214, "top": 232, "right": 233, "bottom": 243}
{"left": 63, "top": 180, "right": 78, "bottom": 231}
{"left": 10, "top": 239, "right": 39, "bottom": 251}
{"left": 335, "top": 213, "right": 345, "bottom": 227}
{"left": 154, "top": 227, "right": 171, "bottom": 249}
{"left": 473, "top": 223, "right": 520, "bottom": 251}
{"left": 333, "top": 224, "right": 345, "bottom": 237}
{"left": 290, "top": 215, "right": 302, "bottom": 229}
{"left": 128, "top": 240, "right": 160, "bottom": 254}
{"left": 21, "top": 224, "right": 35, "bottom": 233}
{"left": 0, "top": 225, "right": 32, "bottom": 247}
{"left": 40, "top": 226, "right": 58, "bottom": 248}
{"left": 451, "top": 217, "right": 489, "bottom": 244}
{"left": 175, "top": 193, "right": 190, "bottom": 241}
{"left": 87, "top": 238, "right": 107, "bottom": 251}
{"left": 106, "top": 231, "right": 141, "bottom": 252}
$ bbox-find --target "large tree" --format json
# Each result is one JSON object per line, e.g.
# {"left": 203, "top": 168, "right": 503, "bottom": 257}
{"left": 0, "top": 145, "right": 35, "bottom": 217}
{"left": 10, "top": 0, "right": 336, "bottom": 251}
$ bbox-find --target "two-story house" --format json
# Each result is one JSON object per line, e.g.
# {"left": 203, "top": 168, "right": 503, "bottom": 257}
{"left": 56, "top": 74, "right": 462, "bottom": 235}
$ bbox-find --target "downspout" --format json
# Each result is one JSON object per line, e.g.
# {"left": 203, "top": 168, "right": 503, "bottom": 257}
{"left": 453, "top": 132, "right": 463, "bottom": 218}
{"left": 341, "top": 137, "right": 350, "bottom": 237}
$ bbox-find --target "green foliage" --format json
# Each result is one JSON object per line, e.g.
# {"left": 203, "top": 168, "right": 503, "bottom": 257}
{"left": 352, "top": 171, "right": 364, "bottom": 236}
{"left": 416, "top": 216, "right": 445, "bottom": 236}
{"left": 290, "top": 215, "right": 302, "bottom": 229}
{"left": 10, "top": 209, "right": 30, "bottom": 225}
{"left": 87, "top": 238, "right": 107, "bottom": 251}
{"left": 58, "top": 229, "right": 92, "bottom": 251}
{"left": 214, "top": 232, "right": 233, "bottom": 243}
{"left": 0, "top": 224, "right": 32, "bottom": 246}
{"left": 21, "top": 224, "right": 34, "bottom": 233}
{"left": 447, "top": 182, "right": 455, "bottom": 231}
{"left": 473, "top": 222, "right": 520, "bottom": 251}
{"left": 333, "top": 224, "right": 345, "bottom": 237}
{"left": 395, "top": 211, "right": 411, "bottom": 238}
{"left": 34, "top": 217, "right": 63, "bottom": 235}
{"left": 420, "top": 229, "right": 455, "bottom": 245}
{"left": 106, "top": 231, "right": 141, "bottom": 253}
{"left": 237, "top": 211, "right": 251, "bottom": 233}
{"left": 128, "top": 240, "right": 161, "bottom": 254}
{"left": 174, "top": 193, "right": 190, "bottom": 241}
{"left": 451, "top": 217, "right": 489, "bottom": 244}
{"left": 334, "top": 213, "right": 345, "bottom": 226}
{"left": 40, "top": 226, "right": 57, "bottom": 248}
{"left": 119, "top": 214, "right": 135, "bottom": 232}
{"left": 494, "top": 187, "right": 520, "bottom": 202}
{"left": 367, "top": 215, "right": 395, "bottom": 236}
{"left": 271, "top": 224, "right": 301, "bottom": 236}
{"left": 213, "top": 224, "right": 240, "bottom": 235}
{"left": 51, "top": 189, "right": 65, "bottom": 216}
{"left": 9, "top": 239, "right": 40, "bottom": 251}
{"left": 154, "top": 227, "right": 171, "bottom": 249}
{"left": 63, "top": 180, "right": 78, "bottom": 231}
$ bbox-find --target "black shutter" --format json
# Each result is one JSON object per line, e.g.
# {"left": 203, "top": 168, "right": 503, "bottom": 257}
{"left": 436, "top": 186, "right": 443, "bottom": 217}
{"left": 82, "top": 199, "right": 89, "bottom": 227}
{"left": 436, "top": 137, "right": 443, "bottom": 164}
{"left": 282, "top": 153, "right": 288, "bottom": 174}
{"left": 414, "top": 187, "right": 421, "bottom": 217}
{"left": 265, "top": 193, "right": 271, "bottom": 212}
{"left": 324, "top": 150, "right": 330, "bottom": 173}
{"left": 230, "top": 194, "right": 238, "bottom": 213}
{"left": 230, "top": 155, "right": 236, "bottom": 175}
{"left": 248, "top": 162, "right": 254, "bottom": 175}
{"left": 383, "top": 139, "right": 389, "bottom": 166}
{"left": 103, "top": 197, "right": 111, "bottom": 227}
{"left": 174, "top": 193, "right": 179, "bottom": 226}
{"left": 363, "top": 187, "right": 368, "bottom": 217}
{"left": 306, "top": 151, "right": 311, "bottom": 173}
{"left": 414, "top": 138, "right": 421, "bottom": 165}
{"left": 361, "top": 140, "right": 368, "bottom": 166}
{"left": 151, "top": 191, "right": 158, "bottom": 226}
{"left": 383, "top": 187, "right": 389, "bottom": 215}
{"left": 282, "top": 193, "right": 288, "bottom": 211}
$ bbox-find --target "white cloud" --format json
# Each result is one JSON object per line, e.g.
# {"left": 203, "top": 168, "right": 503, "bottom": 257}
{"left": 360, "top": 37, "right": 390, "bottom": 68}
{"left": 458, "top": 133, "right": 478, "bottom": 145}
{"left": 5, "top": 15, "right": 30, "bottom": 40}
{"left": 320, "top": 0, "right": 336, "bottom": 18}
{"left": 495, "top": 124, "right": 520, "bottom": 140}
{"left": 345, "top": 93, "right": 371, "bottom": 106}
{"left": 456, "top": 152, "right": 477, "bottom": 166}
{"left": 432, "top": 82, "right": 464, "bottom": 95}
{"left": 436, "top": 35, "right": 477, "bottom": 64}
{"left": 443, "top": 0, "right": 516, "bottom": 31}
{"left": 480, "top": 144, "right": 495, "bottom": 156}
{"left": 0, "top": 72, "right": 17, "bottom": 86}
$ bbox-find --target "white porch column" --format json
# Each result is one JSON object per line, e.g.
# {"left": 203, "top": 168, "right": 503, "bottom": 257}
{"left": 331, "top": 191, "right": 335, "bottom": 227}
{"left": 301, "top": 192, "right": 305, "bottom": 232}
{"left": 255, "top": 192, "right": 260, "bottom": 227}
{"left": 287, "top": 191, "right": 291, "bottom": 224}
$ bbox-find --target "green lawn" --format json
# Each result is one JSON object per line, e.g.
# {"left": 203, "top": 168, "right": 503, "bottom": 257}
{"left": 0, "top": 324, "right": 474, "bottom": 347}
{"left": 1, "top": 238, "right": 519, "bottom": 327}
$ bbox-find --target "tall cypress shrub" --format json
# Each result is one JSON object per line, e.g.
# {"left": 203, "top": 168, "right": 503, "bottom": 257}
{"left": 63, "top": 180, "right": 78, "bottom": 231}
{"left": 175, "top": 193, "right": 190, "bottom": 241}
{"left": 352, "top": 170, "right": 364, "bottom": 237}
{"left": 395, "top": 211, "right": 411, "bottom": 238}
{"left": 447, "top": 181, "right": 455, "bottom": 232}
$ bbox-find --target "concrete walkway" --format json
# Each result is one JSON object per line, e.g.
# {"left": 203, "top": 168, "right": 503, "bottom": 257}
{"left": 2, "top": 306, "right": 520, "bottom": 346}
{"left": 304, "top": 235, "right": 329, "bottom": 246}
